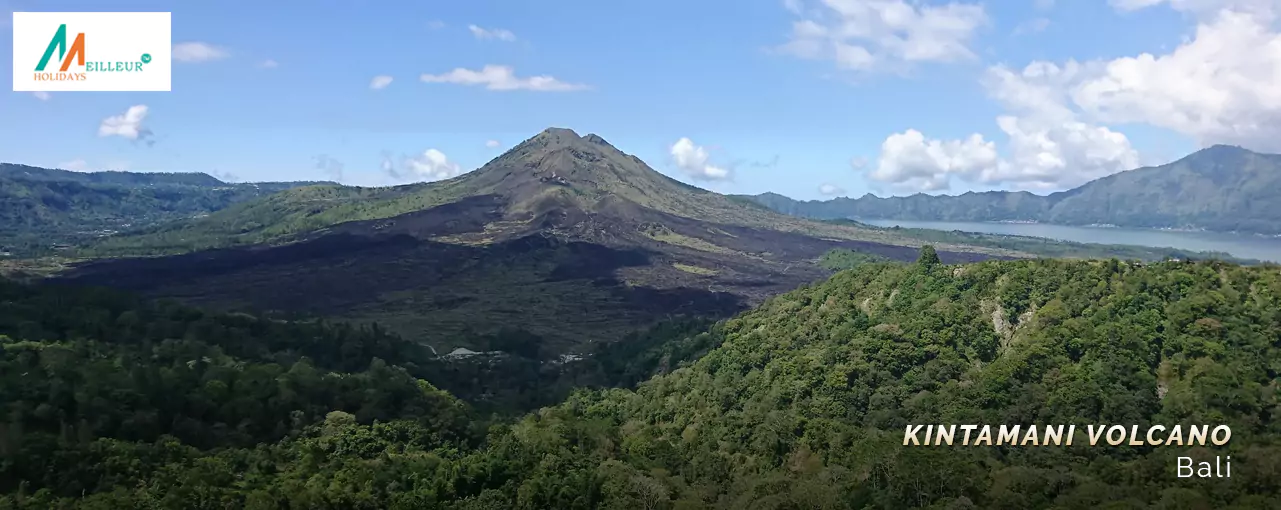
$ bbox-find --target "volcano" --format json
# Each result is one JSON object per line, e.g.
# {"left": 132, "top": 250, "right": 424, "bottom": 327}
{"left": 58, "top": 128, "right": 1002, "bottom": 355}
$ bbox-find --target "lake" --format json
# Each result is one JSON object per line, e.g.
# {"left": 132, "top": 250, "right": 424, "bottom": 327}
{"left": 859, "top": 219, "right": 1281, "bottom": 263}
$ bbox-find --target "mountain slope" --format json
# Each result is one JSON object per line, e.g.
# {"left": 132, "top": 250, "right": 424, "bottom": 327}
{"left": 11, "top": 254, "right": 1280, "bottom": 508}
{"left": 0, "top": 163, "right": 329, "bottom": 256}
{"left": 744, "top": 145, "right": 1281, "bottom": 234}
{"left": 466, "top": 255, "right": 1281, "bottom": 508}
{"left": 1045, "top": 144, "right": 1281, "bottom": 232}
{"left": 86, "top": 128, "right": 990, "bottom": 257}
{"left": 468, "top": 255, "right": 1281, "bottom": 508}
{"left": 58, "top": 128, "right": 1006, "bottom": 355}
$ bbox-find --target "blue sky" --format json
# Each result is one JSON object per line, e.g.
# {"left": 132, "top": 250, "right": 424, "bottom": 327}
{"left": 4, "top": 0, "right": 1280, "bottom": 200}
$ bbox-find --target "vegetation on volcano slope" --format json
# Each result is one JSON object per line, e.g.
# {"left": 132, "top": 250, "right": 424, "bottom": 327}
{"left": 0, "top": 163, "right": 328, "bottom": 257}
{"left": 4, "top": 250, "right": 1281, "bottom": 509}
{"left": 78, "top": 183, "right": 473, "bottom": 257}
{"left": 68, "top": 128, "right": 1013, "bottom": 260}
{"left": 819, "top": 247, "right": 895, "bottom": 271}
{"left": 428, "top": 317, "right": 726, "bottom": 414}
{"left": 75, "top": 178, "right": 976, "bottom": 261}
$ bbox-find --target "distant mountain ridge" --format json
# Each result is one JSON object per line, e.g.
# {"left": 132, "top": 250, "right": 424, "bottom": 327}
{"left": 1, "top": 163, "right": 333, "bottom": 188}
{"left": 743, "top": 145, "right": 1281, "bottom": 235}
{"left": 0, "top": 163, "right": 331, "bottom": 255}
{"left": 1, "top": 164, "right": 226, "bottom": 187}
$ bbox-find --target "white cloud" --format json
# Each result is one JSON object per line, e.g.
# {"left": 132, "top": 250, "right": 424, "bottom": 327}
{"left": 405, "top": 149, "right": 462, "bottom": 181}
{"left": 670, "top": 137, "right": 731, "bottom": 181}
{"left": 990, "top": 115, "right": 1139, "bottom": 189}
{"left": 486, "top": 140, "right": 501, "bottom": 148}
{"left": 1069, "top": 10, "right": 1281, "bottom": 152}
{"left": 173, "top": 42, "right": 229, "bottom": 63}
{"left": 420, "top": 65, "right": 590, "bottom": 92}
{"left": 32, "top": 91, "right": 50, "bottom": 101}
{"left": 853, "top": 0, "right": 1279, "bottom": 192}
{"left": 870, "top": 59, "right": 1137, "bottom": 192}
{"left": 58, "top": 159, "right": 88, "bottom": 171}
{"left": 258, "top": 59, "right": 279, "bottom": 69}
{"left": 829, "top": 0, "right": 1281, "bottom": 193}
{"left": 871, "top": 57, "right": 1143, "bottom": 192}
{"left": 428, "top": 20, "right": 446, "bottom": 30}
{"left": 370, "top": 75, "right": 394, "bottom": 90}
{"left": 870, "top": 129, "right": 1000, "bottom": 191}
{"left": 981, "top": 62, "right": 1141, "bottom": 188}
{"left": 468, "top": 24, "right": 517, "bottom": 41}
{"left": 778, "top": 0, "right": 987, "bottom": 72}
{"left": 1035, "top": 0, "right": 1055, "bottom": 10}
{"left": 920, "top": 0, "right": 1281, "bottom": 192}
{"left": 819, "top": 183, "right": 846, "bottom": 195}
{"left": 98, "top": 105, "right": 153, "bottom": 142}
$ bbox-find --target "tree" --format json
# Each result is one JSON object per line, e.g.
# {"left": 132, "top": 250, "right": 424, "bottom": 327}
{"left": 917, "top": 244, "right": 941, "bottom": 267}
{"left": 5, "top": 258, "right": 1281, "bottom": 508}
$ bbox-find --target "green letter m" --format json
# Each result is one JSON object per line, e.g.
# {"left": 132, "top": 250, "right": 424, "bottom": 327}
{"left": 35, "top": 24, "right": 70, "bottom": 72}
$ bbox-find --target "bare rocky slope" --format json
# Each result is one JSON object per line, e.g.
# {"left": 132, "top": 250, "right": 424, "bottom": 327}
{"left": 57, "top": 128, "right": 1005, "bottom": 354}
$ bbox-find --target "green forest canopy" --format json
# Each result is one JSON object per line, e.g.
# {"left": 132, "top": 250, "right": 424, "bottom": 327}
{"left": 1, "top": 248, "right": 1279, "bottom": 509}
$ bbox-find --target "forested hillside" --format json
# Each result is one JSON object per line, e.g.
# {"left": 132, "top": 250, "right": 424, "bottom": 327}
{"left": 0, "top": 163, "right": 329, "bottom": 256}
{"left": 3, "top": 251, "right": 1280, "bottom": 508}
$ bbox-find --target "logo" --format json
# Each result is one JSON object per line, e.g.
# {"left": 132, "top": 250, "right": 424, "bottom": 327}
{"left": 35, "top": 24, "right": 86, "bottom": 73}
{"left": 32, "top": 23, "right": 152, "bottom": 82}
{"left": 13, "top": 12, "right": 171, "bottom": 92}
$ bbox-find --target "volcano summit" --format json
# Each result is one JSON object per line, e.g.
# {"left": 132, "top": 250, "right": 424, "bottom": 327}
{"left": 58, "top": 128, "right": 1002, "bottom": 354}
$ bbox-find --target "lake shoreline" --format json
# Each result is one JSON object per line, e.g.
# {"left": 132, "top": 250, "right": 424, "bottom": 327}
{"left": 979, "top": 220, "right": 1281, "bottom": 238}
{"left": 859, "top": 219, "right": 1281, "bottom": 263}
